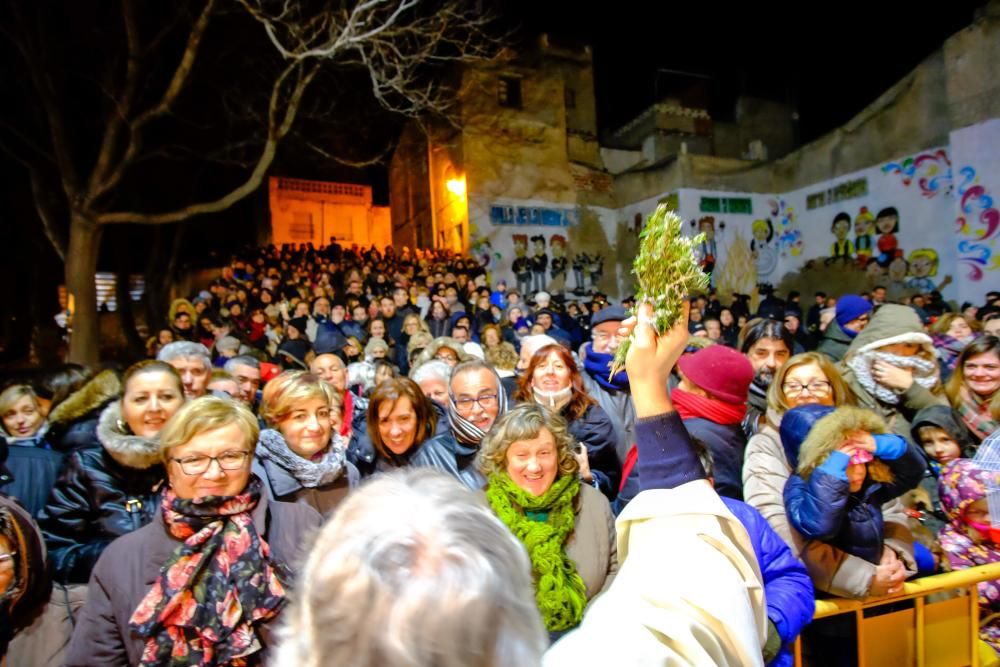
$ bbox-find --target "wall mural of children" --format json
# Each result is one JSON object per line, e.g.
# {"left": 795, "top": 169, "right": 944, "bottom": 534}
{"left": 854, "top": 207, "right": 875, "bottom": 267}
{"left": 697, "top": 216, "right": 719, "bottom": 281}
{"left": 750, "top": 218, "right": 777, "bottom": 287}
{"left": 826, "top": 212, "right": 854, "bottom": 265}
{"left": 512, "top": 234, "right": 532, "bottom": 295}
{"left": 907, "top": 249, "right": 953, "bottom": 293}
{"left": 588, "top": 254, "right": 604, "bottom": 290}
{"left": 875, "top": 206, "right": 901, "bottom": 267}
{"left": 529, "top": 234, "right": 548, "bottom": 293}
{"left": 549, "top": 234, "right": 568, "bottom": 288}
{"left": 572, "top": 252, "right": 588, "bottom": 293}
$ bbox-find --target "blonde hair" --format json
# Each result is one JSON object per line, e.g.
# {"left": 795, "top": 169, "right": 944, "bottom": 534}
{"left": 478, "top": 404, "right": 579, "bottom": 479}
{"left": 930, "top": 313, "right": 971, "bottom": 336}
{"left": 768, "top": 352, "right": 855, "bottom": 416}
{"left": 157, "top": 395, "right": 259, "bottom": 461}
{"left": 403, "top": 312, "right": 430, "bottom": 335}
{"left": 260, "top": 371, "right": 335, "bottom": 427}
{"left": 0, "top": 385, "right": 40, "bottom": 417}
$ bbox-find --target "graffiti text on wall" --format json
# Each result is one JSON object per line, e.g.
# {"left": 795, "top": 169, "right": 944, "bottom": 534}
{"left": 805, "top": 178, "right": 869, "bottom": 210}
{"left": 881, "top": 149, "right": 952, "bottom": 199}
{"left": 489, "top": 205, "right": 577, "bottom": 227}
{"left": 699, "top": 197, "right": 752, "bottom": 214}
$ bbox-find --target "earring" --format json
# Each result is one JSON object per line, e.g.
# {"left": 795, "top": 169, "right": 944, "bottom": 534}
{"left": 116, "top": 418, "right": 132, "bottom": 435}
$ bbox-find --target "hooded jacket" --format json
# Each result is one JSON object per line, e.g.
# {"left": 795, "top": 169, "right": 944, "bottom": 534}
{"left": 0, "top": 495, "right": 51, "bottom": 656}
{"left": 816, "top": 319, "right": 853, "bottom": 362}
{"left": 44, "top": 370, "right": 121, "bottom": 452}
{"left": 38, "top": 402, "right": 165, "bottom": 584}
{"left": 839, "top": 304, "right": 946, "bottom": 440}
{"left": 783, "top": 406, "right": 925, "bottom": 564}
{"left": 908, "top": 406, "right": 977, "bottom": 534}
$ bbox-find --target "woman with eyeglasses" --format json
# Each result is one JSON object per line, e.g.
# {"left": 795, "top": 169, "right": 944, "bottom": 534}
{"left": 412, "top": 337, "right": 469, "bottom": 370}
{"left": 65, "top": 396, "right": 321, "bottom": 666}
{"left": 253, "top": 371, "right": 359, "bottom": 516}
{"left": 743, "top": 352, "right": 919, "bottom": 598}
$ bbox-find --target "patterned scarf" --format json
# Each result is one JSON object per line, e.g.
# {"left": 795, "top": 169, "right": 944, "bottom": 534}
{"left": 932, "top": 333, "right": 976, "bottom": 373}
{"left": 486, "top": 472, "right": 587, "bottom": 632}
{"left": 847, "top": 350, "right": 938, "bottom": 405}
{"left": 956, "top": 386, "right": 1000, "bottom": 442}
{"left": 256, "top": 429, "right": 347, "bottom": 488}
{"left": 582, "top": 346, "right": 630, "bottom": 393}
{"left": 129, "top": 478, "right": 287, "bottom": 666}
{"left": 446, "top": 370, "right": 508, "bottom": 446}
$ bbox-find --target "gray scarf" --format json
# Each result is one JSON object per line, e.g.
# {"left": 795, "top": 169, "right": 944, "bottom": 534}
{"left": 256, "top": 429, "right": 347, "bottom": 488}
{"left": 447, "top": 371, "right": 509, "bottom": 446}
{"left": 847, "top": 350, "right": 938, "bottom": 405}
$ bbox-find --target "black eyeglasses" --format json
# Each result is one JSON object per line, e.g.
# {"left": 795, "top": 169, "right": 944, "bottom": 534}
{"left": 170, "top": 450, "right": 251, "bottom": 475}
{"left": 454, "top": 394, "right": 498, "bottom": 414}
{"left": 782, "top": 380, "right": 832, "bottom": 397}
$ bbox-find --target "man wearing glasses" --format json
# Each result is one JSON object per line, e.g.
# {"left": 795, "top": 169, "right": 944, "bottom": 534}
{"left": 818, "top": 294, "right": 873, "bottom": 363}
{"left": 442, "top": 360, "right": 510, "bottom": 489}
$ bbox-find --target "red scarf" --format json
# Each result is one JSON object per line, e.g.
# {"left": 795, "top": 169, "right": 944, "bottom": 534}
{"left": 671, "top": 388, "right": 746, "bottom": 425}
{"left": 341, "top": 390, "right": 354, "bottom": 438}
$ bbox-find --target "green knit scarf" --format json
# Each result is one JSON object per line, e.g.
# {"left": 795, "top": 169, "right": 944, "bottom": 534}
{"left": 486, "top": 471, "right": 588, "bottom": 631}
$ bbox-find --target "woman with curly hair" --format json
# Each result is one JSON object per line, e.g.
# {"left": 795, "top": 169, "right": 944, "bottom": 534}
{"left": 479, "top": 403, "right": 617, "bottom": 640}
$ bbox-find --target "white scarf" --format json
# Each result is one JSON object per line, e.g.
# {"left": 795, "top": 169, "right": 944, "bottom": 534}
{"left": 847, "top": 350, "right": 938, "bottom": 405}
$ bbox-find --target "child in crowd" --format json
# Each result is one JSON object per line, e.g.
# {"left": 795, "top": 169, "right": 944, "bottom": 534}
{"left": 693, "top": 439, "right": 814, "bottom": 667}
{"left": 783, "top": 405, "right": 925, "bottom": 565}
{"left": 938, "top": 458, "right": 1000, "bottom": 654}
{"left": 907, "top": 406, "right": 977, "bottom": 569}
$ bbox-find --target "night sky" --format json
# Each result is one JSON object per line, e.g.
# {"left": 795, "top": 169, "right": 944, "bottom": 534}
{"left": 510, "top": 0, "right": 986, "bottom": 141}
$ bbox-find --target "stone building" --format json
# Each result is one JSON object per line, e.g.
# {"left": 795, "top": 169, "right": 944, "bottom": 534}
{"left": 268, "top": 176, "right": 391, "bottom": 249}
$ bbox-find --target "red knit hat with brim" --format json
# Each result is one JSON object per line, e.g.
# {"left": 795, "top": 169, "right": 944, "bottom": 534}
{"left": 676, "top": 345, "right": 754, "bottom": 405}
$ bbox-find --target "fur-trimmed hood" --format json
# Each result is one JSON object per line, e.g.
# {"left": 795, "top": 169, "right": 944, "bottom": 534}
{"left": 844, "top": 304, "right": 933, "bottom": 361}
{"left": 47, "top": 369, "right": 121, "bottom": 426}
{"left": 96, "top": 401, "right": 162, "bottom": 470}
{"left": 794, "top": 406, "right": 894, "bottom": 485}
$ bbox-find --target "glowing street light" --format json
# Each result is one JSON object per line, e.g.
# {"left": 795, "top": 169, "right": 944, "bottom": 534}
{"left": 446, "top": 176, "right": 466, "bottom": 200}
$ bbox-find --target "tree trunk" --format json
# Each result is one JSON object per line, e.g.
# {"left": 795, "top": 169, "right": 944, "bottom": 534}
{"left": 66, "top": 213, "right": 103, "bottom": 365}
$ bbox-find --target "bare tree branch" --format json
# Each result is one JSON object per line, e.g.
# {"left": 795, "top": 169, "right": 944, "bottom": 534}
{"left": 97, "top": 60, "right": 316, "bottom": 225}
{"left": 28, "top": 165, "right": 68, "bottom": 261}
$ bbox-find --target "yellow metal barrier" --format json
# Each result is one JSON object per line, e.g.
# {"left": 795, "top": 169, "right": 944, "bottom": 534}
{"left": 793, "top": 562, "right": 1000, "bottom": 667}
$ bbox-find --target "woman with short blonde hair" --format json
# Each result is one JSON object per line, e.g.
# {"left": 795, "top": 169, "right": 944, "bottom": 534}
{"left": 254, "top": 371, "right": 357, "bottom": 515}
{"left": 65, "top": 395, "right": 321, "bottom": 665}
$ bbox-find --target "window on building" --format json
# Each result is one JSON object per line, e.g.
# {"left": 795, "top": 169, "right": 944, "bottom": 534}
{"left": 498, "top": 76, "right": 522, "bottom": 109}
{"left": 565, "top": 87, "right": 576, "bottom": 109}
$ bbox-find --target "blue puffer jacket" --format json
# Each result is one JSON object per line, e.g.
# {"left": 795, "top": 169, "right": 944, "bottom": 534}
{"left": 723, "top": 497, "right": 814, "bottom": 667}
{"left": 782, "top": 405, "right": 926, "bottom": 565}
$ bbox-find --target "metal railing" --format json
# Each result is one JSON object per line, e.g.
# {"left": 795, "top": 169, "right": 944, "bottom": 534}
{"left": 793, "top": 562, "right": 1000, "bottom": 667}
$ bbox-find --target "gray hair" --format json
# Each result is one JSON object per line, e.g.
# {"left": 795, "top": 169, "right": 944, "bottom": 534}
{"left": 216, "top": 336, "right": 241, "bottom": 354}
{"left": 274, "top": 469, "right": 546, "bottom": 667}
{"left": 157, "top": 341, "right": 211, "bottom": 369}
{"left": 409, "top": 359, "right": 451, "bottom": 385}
{"left": 449, "top": 358, "right": 499, "bottom": 392}
{"left": 224, "top": 355, "right": 260, "bottom": 374}
{"left": 519, "top": 334, "right": 557, "bottom": 359}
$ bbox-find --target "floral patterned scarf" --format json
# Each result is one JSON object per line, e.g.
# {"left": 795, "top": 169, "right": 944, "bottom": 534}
{"left": 129, "top": 477, "right": 288, "bottom": 666}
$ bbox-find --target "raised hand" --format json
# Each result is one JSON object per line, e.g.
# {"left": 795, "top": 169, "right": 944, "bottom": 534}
{"left": 618, "top": 301, "right": 690, "bottom": 417}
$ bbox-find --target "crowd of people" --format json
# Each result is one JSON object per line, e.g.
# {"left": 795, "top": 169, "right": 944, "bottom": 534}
{"left": 1, "top": 240, "right": 1000, "bottom": 666}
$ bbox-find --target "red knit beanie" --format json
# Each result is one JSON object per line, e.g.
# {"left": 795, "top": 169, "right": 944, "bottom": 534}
{"left": 676, "top": 345, "right": 754, "bottom": 405}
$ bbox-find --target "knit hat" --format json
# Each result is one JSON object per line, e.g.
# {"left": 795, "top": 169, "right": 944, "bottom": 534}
{"left": 676, "top": 345, "right": 754, "bottom": 405}
{"left": 534, "top": 291, "right": 551, "bottom": 307}
{"left": 287, "top": 316, "right": 309, "bottom": 336}
{"left": 835, "top": 295, "right": 873, "bottom": 329}
{"left": 779, "top": 404, "right": 836, "bottom": 469}
{"left": 591, "top": 305, "right": 628, "bottom": 327}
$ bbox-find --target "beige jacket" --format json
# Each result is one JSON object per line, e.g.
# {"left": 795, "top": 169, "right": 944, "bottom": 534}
{"left": 742, "top": 420, "right": 916, "bottom": 599}
{"left": 545, "top": 482, "right": 767, "bottom": 667}
{"left": 566, "top": 483, "right": 618, "bottom": 601}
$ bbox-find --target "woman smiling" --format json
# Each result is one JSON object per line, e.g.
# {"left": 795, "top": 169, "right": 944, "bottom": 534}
{"left": 479, "top": 404, "right": 617, "bottom": 640}
{"left": 65, "top": 397, "right": 321, "bottom": 666}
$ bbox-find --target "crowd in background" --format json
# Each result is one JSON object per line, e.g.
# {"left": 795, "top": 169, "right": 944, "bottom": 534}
{"left": 2, "top": 240, "right": 1000, "bottom": 666}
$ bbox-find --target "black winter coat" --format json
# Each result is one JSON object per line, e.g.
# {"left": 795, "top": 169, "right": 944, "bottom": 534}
{"left": 0, "top": 439, "right": 64, "bottom": 518}
{"left": 683, "top": 417, "right": 747, "bottom": 502}
{"left": 377, "top": 430, "right": 486, "bottom": 491}
{"left": 38, "top": 403, "right": 164, "bottom": 584}
{"left": 566, "top": 404, "right": 622, "bottom": 501}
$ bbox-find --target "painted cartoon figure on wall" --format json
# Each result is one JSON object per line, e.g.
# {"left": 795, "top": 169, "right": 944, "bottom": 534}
{"left": 854, "top": 207, "right": 875, "bottom": 267}
{"left": 572, "top": 252, "right": 588, "bottom": 292}
{"left": 907, "top": 249, "right": 953, "bottom": 293}
{"left": 512, "top": 234, "right": 532, "bottom": 295}
{"left": 826, "top": 212, "right": 854, "bottom": 265}
{"left": 888, "top": 256, "right": 909, "bottom": 288}
{"left": 875, "top": 206, "right": 901, "bottom": 267}
{"left": 530, "top": 234, "right": 548, "bottom": 292}
{"left": 750, "top": 218, "right": 777, "bottom": 287}
{"left": 588, "top": 254, "right": 604, "bottom": 290}
{"left": 549, "top": 235, "right": 568, "bottom": 288}
{"left": 697, "top": 216, "right": 719, "bottom": 282}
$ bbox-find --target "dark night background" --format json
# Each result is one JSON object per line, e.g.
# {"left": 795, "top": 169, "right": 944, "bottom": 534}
{"left": 0, "top": 0, "right": 987, "bottom": 364}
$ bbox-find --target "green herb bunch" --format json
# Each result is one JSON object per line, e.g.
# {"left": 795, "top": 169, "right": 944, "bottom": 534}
{"left": 610, "top": 204, "right": 709, "bottom": 377}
